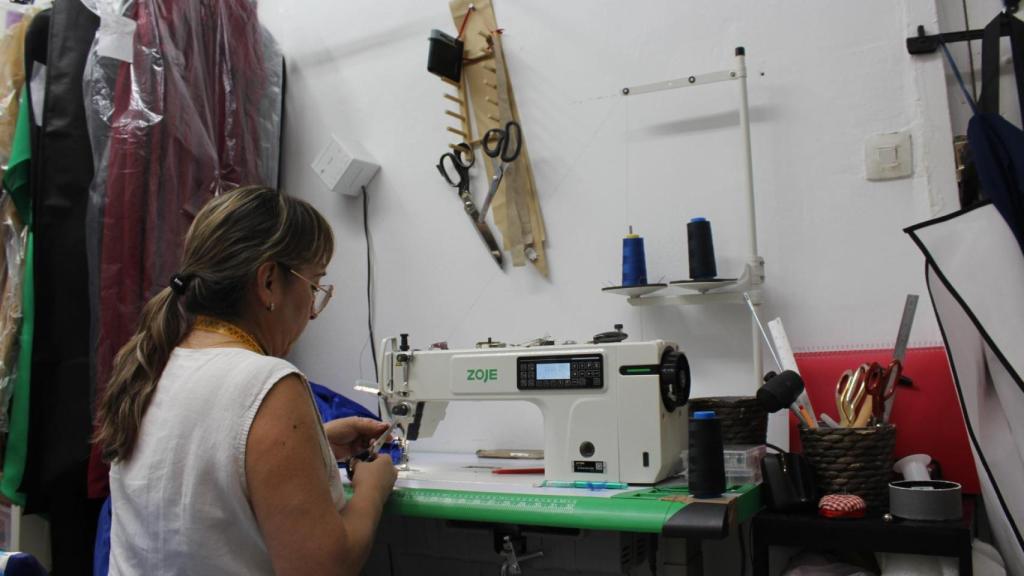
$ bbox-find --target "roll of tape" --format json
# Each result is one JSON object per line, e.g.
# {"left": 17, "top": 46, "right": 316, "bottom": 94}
{"left": 889, "top": 480, "right": 962, "bottom": 521}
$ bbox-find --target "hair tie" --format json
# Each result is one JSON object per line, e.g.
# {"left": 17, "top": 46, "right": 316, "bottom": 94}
{"left": 169, "top": 273, "right": 191, "bottom": 296}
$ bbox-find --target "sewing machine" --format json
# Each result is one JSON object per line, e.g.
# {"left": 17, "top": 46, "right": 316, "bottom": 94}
{"left": 377, "top": 335, "right": 691, "bottom": 484}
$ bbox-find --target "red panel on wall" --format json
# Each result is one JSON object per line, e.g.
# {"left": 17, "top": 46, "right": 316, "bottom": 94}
{"left": 788, "top": 346, "right": 980, "bottom": 494}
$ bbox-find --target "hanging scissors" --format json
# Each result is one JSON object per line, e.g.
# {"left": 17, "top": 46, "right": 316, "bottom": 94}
{"left": 478, "top": 121, "right": 522, "bottom": 220}
{"left": 437, "top": 142, "right": 504, "bottom": 268}
{"left": 867, "top": 360, "right": 901, "bottom": 424}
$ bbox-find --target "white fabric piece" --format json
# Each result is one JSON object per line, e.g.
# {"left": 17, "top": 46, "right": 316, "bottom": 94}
{"left": 907, "top": 202, "right": 1024, "bottom": 576}
{"left": 911, "top": 204, "right": 1024, "bottom": 374}
{"left": 876, "top": 538, "right": 1006, "bottom": 576}
{"left": 782, "top": 551, "right": 875, "bottom": 576}
{"left": 109, "top": 347, "right": 344, "bottom": 576}
{"left": 974, "top": 540, "right": 1008, "bottom": 574}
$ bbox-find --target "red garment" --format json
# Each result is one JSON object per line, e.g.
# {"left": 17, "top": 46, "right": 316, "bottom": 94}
{"left": 89, "top": 0, "right": 270, "bottom": 498}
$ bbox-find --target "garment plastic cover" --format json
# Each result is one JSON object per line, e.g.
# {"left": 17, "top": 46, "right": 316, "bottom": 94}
{"left": 0, "top": 192, "right": 26, "bottom": 432}
{"left": 0, "top": 8, "right": 33, "bottom": 173}
{"left": 82, "top": 0, "right": 282, "bottom": 401}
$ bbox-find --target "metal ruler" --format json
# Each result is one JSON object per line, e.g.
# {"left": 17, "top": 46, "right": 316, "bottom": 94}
{"left": 393, "top": 489, "right": 578, "bottom": 513}
{"left": 894, "top": 295, "right": 919, "bottom": 362}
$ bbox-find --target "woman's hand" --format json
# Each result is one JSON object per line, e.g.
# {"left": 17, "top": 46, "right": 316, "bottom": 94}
{"left": 350, "top": 456, "right": 398, "bottom": 505}
{"left": 324, "top": 417, "right": 390, "bottom": 460}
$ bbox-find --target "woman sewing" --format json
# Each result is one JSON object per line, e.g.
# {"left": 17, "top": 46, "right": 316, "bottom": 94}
{"left": 95, "top": 186, "right": 396, "bottom": 575}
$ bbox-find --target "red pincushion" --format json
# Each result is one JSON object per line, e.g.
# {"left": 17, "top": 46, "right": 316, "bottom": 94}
{"left": 818, "top": 494, "right": 867, "bottom": 519}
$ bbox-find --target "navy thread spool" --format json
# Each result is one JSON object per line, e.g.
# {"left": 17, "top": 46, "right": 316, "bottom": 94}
{"left": 621, "top": 227, "right": 648, "bottom": 286}
{"left": 687, "top": 217, "right": 717, "bottom": 280}
{"left": 688, "top": 410, "right": 726, "bottom": 498}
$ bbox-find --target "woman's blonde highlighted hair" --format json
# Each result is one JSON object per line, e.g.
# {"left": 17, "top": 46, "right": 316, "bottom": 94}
{"left": 94, "top": 186, "right": 334, "bottom": 462}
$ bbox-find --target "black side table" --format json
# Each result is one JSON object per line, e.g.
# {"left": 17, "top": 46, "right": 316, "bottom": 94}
{"left": 752, "top": 509, "right": 973, "bottom": 575}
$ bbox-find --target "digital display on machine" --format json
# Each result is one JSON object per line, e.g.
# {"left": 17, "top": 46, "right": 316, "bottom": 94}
{"left": 517, "top": 353, "right": 603, "bottom": 390}
{"left": 536, "top": 362, "right": 570, "bottom": 380}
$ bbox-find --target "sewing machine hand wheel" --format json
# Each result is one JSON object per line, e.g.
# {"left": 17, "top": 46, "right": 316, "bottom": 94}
{"left": 659, "top": 348, "right": 691, "bottom": 412}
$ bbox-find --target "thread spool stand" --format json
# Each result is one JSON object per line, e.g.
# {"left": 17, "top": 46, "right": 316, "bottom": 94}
{"left": 606, "top": 46, "right": 766, "bottom": 389}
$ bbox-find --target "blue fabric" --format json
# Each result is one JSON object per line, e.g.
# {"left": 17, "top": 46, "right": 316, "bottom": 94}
{"left": 941, "top": 41, "right": 1024, "bottom": 255}
{"left": 93, "top": 382, "right": 374, "bottom": 575}
{"left": 968, "top": 112, "right": 1024, "bottom": 254}
{"left": 0, "top": 552, "right": 48, "bottom": 576}
{"left": 93, "top": 497, "right": 111, "bottom": 576}
{"left": 310, "top": 382, "right": 378, "bottom": 422}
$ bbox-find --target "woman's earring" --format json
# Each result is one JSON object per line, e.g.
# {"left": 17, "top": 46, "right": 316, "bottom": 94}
{"left": 267, "top": 302, "right": 275, "bottom": 312}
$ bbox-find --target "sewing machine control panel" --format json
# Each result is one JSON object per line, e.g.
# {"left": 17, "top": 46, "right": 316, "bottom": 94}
{"left": 517, "top": 354, "right": 604, "bottom": 390}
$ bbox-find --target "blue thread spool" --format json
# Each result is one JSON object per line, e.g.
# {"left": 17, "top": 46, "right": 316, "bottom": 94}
{"left": 621, "top": 226, "right": 648, "bottom": 287}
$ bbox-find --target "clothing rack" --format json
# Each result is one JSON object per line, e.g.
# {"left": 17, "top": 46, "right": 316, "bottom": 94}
{"left": 907, "top": 2, "right": 1020, "bottom": 55}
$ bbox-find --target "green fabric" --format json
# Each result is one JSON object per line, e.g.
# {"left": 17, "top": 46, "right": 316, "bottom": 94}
{"left": 1, "top": 87, "right": 33, "bottom": 505}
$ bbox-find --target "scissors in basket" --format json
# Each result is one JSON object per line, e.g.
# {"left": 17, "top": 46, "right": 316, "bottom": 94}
{"left": 478, "top": 120, "right": 522, "bottom": 220}
{"left": 437, "top": 142, "right": 504, "bottom": 268}
{"left": 863, "top": 360, "right": 901, "bottom": 424}
{"left": 835, "top": 365, "right": 873, "bottom": 427}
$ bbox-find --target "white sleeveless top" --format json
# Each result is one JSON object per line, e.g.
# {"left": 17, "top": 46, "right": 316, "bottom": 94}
{"left": 109, "top": 347, "right": 345, "bottom": 575}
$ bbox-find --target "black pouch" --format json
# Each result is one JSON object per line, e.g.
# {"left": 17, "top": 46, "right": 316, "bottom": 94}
{"left": 761, "top": 447, "right": 817, "bottom": 513}
{"left": 427, "top": 29, "right": 464, "bottom": 83}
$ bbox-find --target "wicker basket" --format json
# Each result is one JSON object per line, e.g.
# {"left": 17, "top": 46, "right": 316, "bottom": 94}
{"left": 688, "top": 396, "right": 767, "bottom": 446}
{"left": 799, "top": 424, "right": 896, "bottom": 513}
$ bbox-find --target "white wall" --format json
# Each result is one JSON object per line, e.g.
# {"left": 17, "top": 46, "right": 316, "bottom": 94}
{"left": 258, "top": 1, "right": 958, "bottom": 451}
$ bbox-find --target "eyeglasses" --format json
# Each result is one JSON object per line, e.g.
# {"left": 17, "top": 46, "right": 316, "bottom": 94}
{"left": 289, "top": 269, "right": 334, "bottom": 318}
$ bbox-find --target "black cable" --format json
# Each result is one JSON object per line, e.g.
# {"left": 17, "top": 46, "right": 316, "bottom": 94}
{"left": 363, "top": 185, "right": 378, "bottom": 384}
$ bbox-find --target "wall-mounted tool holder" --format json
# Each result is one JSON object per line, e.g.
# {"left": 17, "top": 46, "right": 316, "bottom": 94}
{"left": 430, "top": 0, "right": 548, "bottom": 277}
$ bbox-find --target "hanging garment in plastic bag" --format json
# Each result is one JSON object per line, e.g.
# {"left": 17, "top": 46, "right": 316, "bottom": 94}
{"left": 0, "top": 192, "right": 26, "bottom": 432}
{"left": 0, "top": 11, "right": 34, "bottom": 428}
{"left": 0, "top": 8, "right": 34, "bottom": 174}
{"left": 82, "top": 0, "right": 283, "bottom": 498}
{"left": 1, "top": 86, "right": 35, "bottom": 506}
{"left": 906, "top": 202, "right": 1024, "bottom": 576}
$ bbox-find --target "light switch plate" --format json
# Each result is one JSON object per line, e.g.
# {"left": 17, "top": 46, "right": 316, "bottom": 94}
{"left": 865, "top": 131, "right": 912, "bottom": 181}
